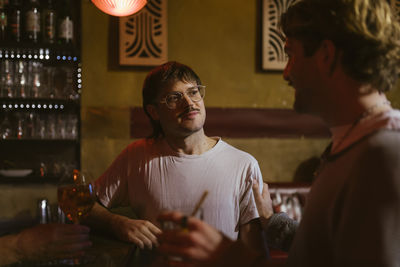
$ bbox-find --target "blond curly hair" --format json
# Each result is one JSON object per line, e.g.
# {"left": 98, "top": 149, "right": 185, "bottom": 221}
{"left": 281, "top": 0, "right": 400, "bottom": 92}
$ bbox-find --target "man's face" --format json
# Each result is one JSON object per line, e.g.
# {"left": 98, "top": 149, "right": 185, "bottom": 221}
{"left": 283, "top": 37, "right": 323, "bottom": 115}
{"left": 154, "top": 80, "right": 206, "bottom": 138}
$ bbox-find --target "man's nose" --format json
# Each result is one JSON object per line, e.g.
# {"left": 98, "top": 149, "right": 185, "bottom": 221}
{"left": 182, "top": 93, "right": 195, "bottom": 106}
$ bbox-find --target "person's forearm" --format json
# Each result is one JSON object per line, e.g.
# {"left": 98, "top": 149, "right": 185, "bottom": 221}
{"left": 84, "top": 202, "right": 161, "bottom": 248}
{"left": 0, "top": 234, "right": 22, "bottom": 266}
{"left": 82, "top": 202, "right": 122, "bottom": 235}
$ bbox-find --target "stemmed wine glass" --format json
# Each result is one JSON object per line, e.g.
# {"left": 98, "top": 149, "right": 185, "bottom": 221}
{"left": 58, "top": 169, "right": 96, "bottom": 224}
{"left": 57, "top": 169, "right": 96, "bottom": 264}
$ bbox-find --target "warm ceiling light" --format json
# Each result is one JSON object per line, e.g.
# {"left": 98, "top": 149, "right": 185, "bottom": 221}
{"left": 91, "top": 0, "right": 148, "bottom": 17}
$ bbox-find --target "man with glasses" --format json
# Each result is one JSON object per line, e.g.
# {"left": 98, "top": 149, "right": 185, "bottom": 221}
{"left": 84, "top": 61, "right": 266, "bottom": 256}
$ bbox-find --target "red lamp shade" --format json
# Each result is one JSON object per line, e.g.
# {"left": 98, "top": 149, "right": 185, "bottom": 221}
{"left": 91, "top": 0, "right": 148, "bottom": 17}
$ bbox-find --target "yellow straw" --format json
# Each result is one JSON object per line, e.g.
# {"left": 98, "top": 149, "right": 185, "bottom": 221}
{"left": 191, "top": 191, "right": 208, "bottom": 217}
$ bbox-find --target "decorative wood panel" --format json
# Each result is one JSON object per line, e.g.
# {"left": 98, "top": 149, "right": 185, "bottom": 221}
{"left": 119, "top": 0, "right": 168, "bottom": 66}
{"left": 262, "top": 0, "right": 400, "bottom": 71}
{"left": 262, "top": 0, "right": 296, "bottom": 71}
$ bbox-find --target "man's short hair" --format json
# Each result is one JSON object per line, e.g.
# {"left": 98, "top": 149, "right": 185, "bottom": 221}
{"left": 142, "top": 61, "right": 202, "bottom": 139}
{"left": 281, "top": 0, "right": 400, "bottom": 92}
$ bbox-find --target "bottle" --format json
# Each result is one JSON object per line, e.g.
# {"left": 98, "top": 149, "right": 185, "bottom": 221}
{"left": 57, "top": 0, "right": 73, "bottom": 45}
{"left": 25, "top": 0, "right": 41, "bottom": 43}
{"left": 0, "top": 0, "right": 8, "bottom": 41}
{"left": 7, "top": 0, "right": 22, "bottom": 42}
{"left": 37, "top": 198, "right": 51, "bottom": 223}
{"left": 42, "top": 0, "right": 55, "bottom": 44}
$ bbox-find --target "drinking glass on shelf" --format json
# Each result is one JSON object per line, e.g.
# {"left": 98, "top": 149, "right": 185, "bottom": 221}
{"left": 0, "top": 111, "right": 13, "bottom": 139}
{"left": 57, "top": 170, "right": 96, "bottom": 265}
{"left": 57, "top": 114, "right": 67, "bottom": 139}
{"left": 43, "top": 66, "right": 55, "bottom": 98}
{"left": 47, "top": 114, "right": 56, "bottom": 139}
{"left": 53, "top": 67, "right": 67, "bottom": 99}
{"left": 25, "top": 112, "right": 35, "bottom": 139}
{"left": 49, "top": 161, "right": 62, "bottom": 178}
{"left": 30, "top": 61, "right": 43, "bottom": 98}
{"left": 1, "top": 59, "right": 14, "bottom": 98}
{"left": 35, "top": 114, "right": 46, "bottom": 139}
{"left": 15, "top": 112, "right": 25, "bottom": 140}
{"left": 15, "top": 60, "right": 28, "bottom": 98}
{"left": 66, "top": 114, "right": 78, "bottom": 140}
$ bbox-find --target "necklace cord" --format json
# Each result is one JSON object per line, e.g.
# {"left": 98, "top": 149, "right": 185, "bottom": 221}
{"left": 313, "top": 100, "right": 391, "bottom": 179}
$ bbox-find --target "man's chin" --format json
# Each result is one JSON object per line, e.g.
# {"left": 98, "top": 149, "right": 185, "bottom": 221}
{"left": 177, "top": 128, "right": 203, "bottom": 138}
{"left": 179, "top": 123, "right": 204, "bottom": 134}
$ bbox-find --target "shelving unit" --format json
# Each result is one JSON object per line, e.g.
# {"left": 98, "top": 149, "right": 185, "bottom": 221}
{"left": 0, "top": 0, "right": 81, "bottom": 184}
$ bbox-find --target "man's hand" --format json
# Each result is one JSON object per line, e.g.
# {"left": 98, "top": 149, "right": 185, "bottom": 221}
{"left": 16, "top": 223, "right": 92, "bottom": 262}
{"left": 83, "top": 202, "right": 161, "bottom": 250}
{"left": 157, "top": 211, "right": 233, "bottom": 263}
{"left": 111, "top": 216, "right": 161, "bottom": 249}
{"left": 253, "top": 181, "right": 274, "bottom": 229}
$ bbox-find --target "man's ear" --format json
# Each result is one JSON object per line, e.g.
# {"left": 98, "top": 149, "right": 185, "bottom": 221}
{"left": 145, "top": 104, "right": 160, "bottom": 120}
{"left": 317, "top": 39, "right": 339, "bottom": 75}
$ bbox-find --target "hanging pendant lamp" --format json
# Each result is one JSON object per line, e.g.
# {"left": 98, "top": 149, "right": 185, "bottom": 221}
{"left": 91, "top": 0, "right": 148, "bottom": 17}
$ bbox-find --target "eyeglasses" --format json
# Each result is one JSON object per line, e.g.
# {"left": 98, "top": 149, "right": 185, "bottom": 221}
{"left": 159, "top": 85, "right": 206, "bottom": 109}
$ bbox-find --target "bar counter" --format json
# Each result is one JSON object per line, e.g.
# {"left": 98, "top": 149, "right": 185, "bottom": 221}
{"left": 13, "top": 233, "right": 137, "bottom": 267}
{"left": 9, "top": 230, "right": 291, "bottom": 267}
{"left": 80, "top": 234, "right": 135, "bottom": 266}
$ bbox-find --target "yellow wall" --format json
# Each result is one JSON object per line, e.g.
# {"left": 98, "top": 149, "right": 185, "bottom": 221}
{"left": 82, "top": 0, "right": 295, "bottom": 109}
{"left": 81, "top": 0, "right": 331, "bottom": 183}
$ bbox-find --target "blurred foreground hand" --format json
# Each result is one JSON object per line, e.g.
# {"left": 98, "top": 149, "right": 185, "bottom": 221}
{"left": 156, "top": 211, "right": 233, "bottom": 266}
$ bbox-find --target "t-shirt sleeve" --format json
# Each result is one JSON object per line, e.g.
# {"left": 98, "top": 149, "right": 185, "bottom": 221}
{"left": 237, "top": 159, "right": 264, "bottom": 229}
{"left": 94, "top": 146, "right": 130, "bottom": 209}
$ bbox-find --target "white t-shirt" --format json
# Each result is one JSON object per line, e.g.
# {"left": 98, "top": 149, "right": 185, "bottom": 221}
{"left": 95, "top": 137, "right": 263, "bottom": 240}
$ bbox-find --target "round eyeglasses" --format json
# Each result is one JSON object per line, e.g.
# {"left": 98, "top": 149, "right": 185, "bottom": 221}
{"left": 159, "top": 85, "right": 206, "bottom": 109}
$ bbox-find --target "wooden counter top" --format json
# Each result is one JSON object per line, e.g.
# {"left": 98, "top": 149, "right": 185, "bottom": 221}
{"left": 12, "top": 233, "right": 138, "bottom": 267}
{"left": 81, "top": 234, "right": 135, "bottom": 266}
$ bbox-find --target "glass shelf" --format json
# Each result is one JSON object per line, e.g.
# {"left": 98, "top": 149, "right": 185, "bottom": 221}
{"left": 0, "top": 43, "right": 80, "bottom": 63}
{"left": 0, "top": 98, "right": 80, "bottom": 111}
{"left": 0, "top": 139, "right": 79, "bottom": 143}
{"left": 0, "top": 0, "right": 82, "bottom": 184}
{"left": 0, "top": 175, "right": 61, "bottom": 184}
